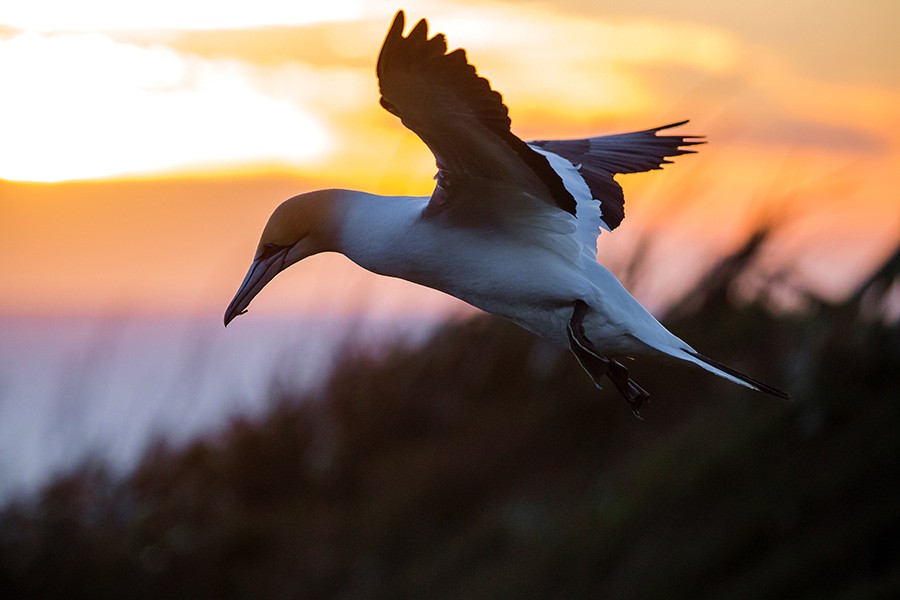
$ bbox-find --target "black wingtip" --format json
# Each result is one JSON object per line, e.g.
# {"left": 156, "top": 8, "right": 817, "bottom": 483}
{"left": 653, "top": 120, "right": 707, "bottom": 146}
{"left": 655, "top": 119, "right": 690, "bottom": 131}
{"left": 391, "top": 10, "right": 405, "bottom": 30}
{"left": 408, "top": 16, "right": 428, "bottom": 41}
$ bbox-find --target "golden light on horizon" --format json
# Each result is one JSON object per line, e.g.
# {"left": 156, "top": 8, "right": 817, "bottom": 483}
{"left": 3, "top": 2, "right": 896, "bottom": 185}
{"left": 1, "top": 0, "right": 898, "bottom": 317}
{"left": 1, "top": 2, "right": 756, "bottom": 184}
{"left": 0, "top": 31, "right": 332, "bottom": 182}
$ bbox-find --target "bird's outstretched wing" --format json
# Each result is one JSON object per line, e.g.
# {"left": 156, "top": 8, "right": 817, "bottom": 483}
{"left": 377, "top": 11, "right": 702, "bottom": 259}
{"left": 530, "top": 123, "right": 705, "bottom": 231}
{"left": 377, "top": 11, "right": 577, "bottom": 224}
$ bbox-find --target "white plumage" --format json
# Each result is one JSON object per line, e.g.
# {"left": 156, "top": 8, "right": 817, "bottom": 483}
{"left": 225, "top": 11, "right": 789, "bottom": 414}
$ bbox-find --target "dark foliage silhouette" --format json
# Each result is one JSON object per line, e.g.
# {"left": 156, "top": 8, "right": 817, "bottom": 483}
{"left": 2, "top": 235, "right": 899, "bottom": 599}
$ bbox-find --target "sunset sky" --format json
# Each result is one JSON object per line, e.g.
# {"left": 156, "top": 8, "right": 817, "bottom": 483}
{"left": 2, "top": 0, "right": 899, "bottom": 318}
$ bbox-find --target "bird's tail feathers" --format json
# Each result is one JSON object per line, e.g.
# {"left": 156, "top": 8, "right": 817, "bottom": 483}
{"left": 677, "top": 347, "right": 791, "bottom": 400}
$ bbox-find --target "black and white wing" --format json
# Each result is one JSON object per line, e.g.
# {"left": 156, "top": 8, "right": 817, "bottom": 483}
{"left": 530, "top": 122, "right": 704, "bottom": 231}
{"left": 377, "top": 11, "right": 703, "bottom": 258}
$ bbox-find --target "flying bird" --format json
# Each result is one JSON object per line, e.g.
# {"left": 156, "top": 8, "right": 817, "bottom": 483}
{"left": 225, "top": 11, "right": 790, "bottom": 414}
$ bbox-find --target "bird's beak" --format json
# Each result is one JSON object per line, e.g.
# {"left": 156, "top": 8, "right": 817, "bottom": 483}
{"left": 224, "top": 246, "right": 291, "bottom": 327}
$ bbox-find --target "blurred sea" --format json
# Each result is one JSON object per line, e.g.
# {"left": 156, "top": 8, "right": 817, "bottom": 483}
{"left": 0, "top": 315, "right": 435, "bottom": 501}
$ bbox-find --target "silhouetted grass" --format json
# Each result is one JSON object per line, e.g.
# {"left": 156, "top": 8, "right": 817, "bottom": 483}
{"left": 1, "top": 237, "right": 898, "bottom": 599}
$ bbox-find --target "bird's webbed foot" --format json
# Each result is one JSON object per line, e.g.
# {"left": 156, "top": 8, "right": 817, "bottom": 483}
{"left": 566, "top": 300, "right": 650, "bottom": 418}
{"left": 607, "top": 359, "right": 650, "bottom": 418}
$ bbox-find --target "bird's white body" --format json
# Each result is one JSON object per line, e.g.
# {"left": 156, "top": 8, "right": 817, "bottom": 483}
{"left": 337, "top": 190, "right": 777, "bottom": 399}
{"left": 335, "top": 190, "right": 680, "bottom": 357}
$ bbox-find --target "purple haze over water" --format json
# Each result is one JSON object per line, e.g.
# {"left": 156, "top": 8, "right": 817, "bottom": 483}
{"left": 0, "top": 315, "right": 436, "bottom": 501}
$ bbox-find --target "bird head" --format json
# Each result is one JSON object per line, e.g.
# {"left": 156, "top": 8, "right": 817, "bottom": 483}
{"left": 224, "top": 190, "right": 339, "bottom": 326}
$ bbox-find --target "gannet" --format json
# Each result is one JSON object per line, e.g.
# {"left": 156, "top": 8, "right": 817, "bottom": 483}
{"left": 224, "top": 11, "right": 790, "bottom": 414}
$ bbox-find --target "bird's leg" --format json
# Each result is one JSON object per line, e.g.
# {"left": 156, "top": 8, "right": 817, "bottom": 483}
{"left": 566, "top": 300, "right": 612, "bottom": 388}
{"left": 566, "top": 300, "right": 650, "bottom": 418}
